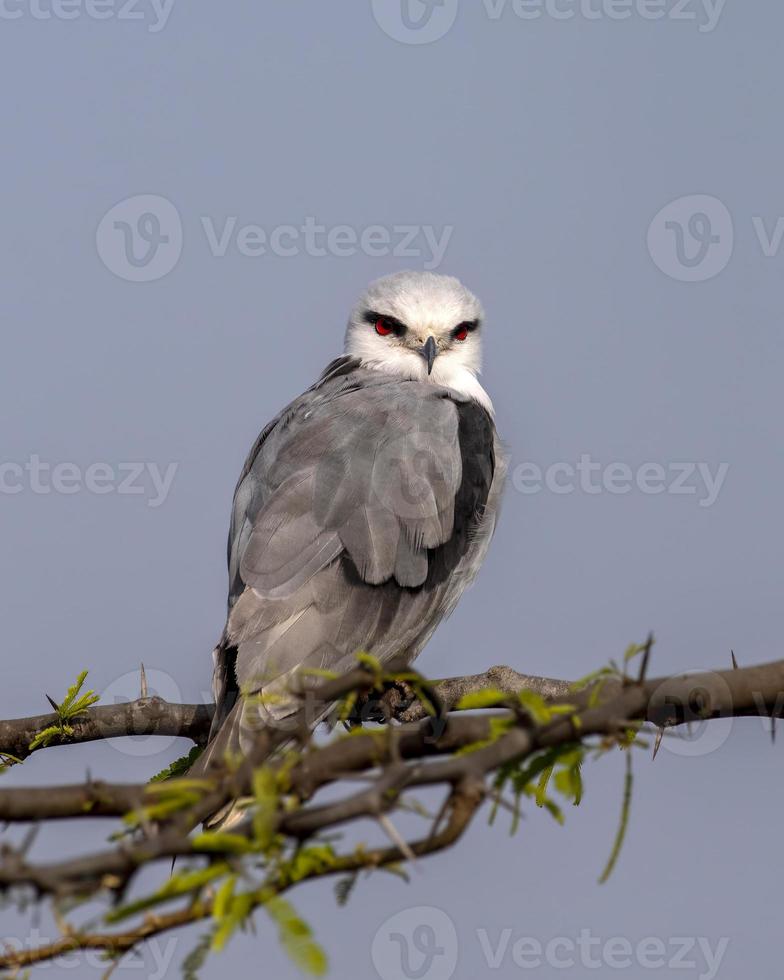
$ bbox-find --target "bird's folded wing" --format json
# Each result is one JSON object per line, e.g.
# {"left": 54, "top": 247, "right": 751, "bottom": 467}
{"left": 238, "top": 382, "right": 463, "bottom": 597}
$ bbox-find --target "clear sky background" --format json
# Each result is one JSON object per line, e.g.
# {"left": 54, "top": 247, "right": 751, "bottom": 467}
{"left": 1, "top": 1, "right": 783, "bottom": 977}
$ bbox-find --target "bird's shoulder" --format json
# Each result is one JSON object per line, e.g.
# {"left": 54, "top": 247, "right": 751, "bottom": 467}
{"left": 238, "top": 357, "right": 492, "bottom": 483}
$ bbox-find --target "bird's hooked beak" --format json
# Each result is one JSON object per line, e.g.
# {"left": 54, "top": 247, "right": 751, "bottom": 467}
{"left": 420, "top": 336, "right": 438, "bottom": 375}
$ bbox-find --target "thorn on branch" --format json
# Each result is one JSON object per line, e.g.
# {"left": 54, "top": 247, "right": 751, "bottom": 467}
{"left": 20, "top": 824, "right": 39, "bottom": 857}
{"left": 378, "top": 814, "right": 417, "bottom": 865}
{"left": 489, "top": 789, "right": 521, "bottom": 819}
{"left": 731, "top": 650, "right": 739, "bottom": 670}
{"left": 139, "top": 664, "right": 148, "bottom": 700}
{"left": 652, "top": 727, "right": 665, "bottom": 760}
{"left": 426, "top": 791, "right": 454, "bottom": 847}
{"left": 637, "top": 633, "right": 655, "bottom": 684}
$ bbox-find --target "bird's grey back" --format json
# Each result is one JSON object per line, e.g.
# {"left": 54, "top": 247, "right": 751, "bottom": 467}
{"left": 205, "top": 357, "right": 505, "bottom": 760}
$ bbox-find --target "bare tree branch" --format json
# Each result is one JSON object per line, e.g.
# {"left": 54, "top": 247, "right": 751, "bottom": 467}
{"left": 0, "top": 698, "right": 214, "bottom": 761}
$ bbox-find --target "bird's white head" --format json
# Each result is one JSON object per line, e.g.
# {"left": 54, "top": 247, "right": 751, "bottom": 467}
{"left": 344, "top": 270, "right": 493, "bottom": 414}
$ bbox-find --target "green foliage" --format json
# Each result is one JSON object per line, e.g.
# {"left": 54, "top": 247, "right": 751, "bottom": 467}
{"left": 570, "top": 665, "right": 618, "bottom": 708}
{"left": 199, "top": 841, "right": 336, "bottom": 970}
{"left": 277, "top": 844, "right": 338, "bottom": 887}
{"left": 456, "top": 688, "right": 508, "bottom": 710}
{"left": 517, "top": 689, "right": 553, "bottom": 724}
{"left": 396, "top": 796, "right": 433, "bottom": 820}
{"left": 265, "top": 897, "right": 328, "bottom": 976}
{"left": 486, "top": 639, "right": 647, "bottom": 857}
{"left": 251, "top": 766, "right": 280, "bottom": 851}
{"left": 552, "top": 748, "right": 584, "bottom": 806}
{"left": 181, "top": 927, "right": 216, "bottom": 980}
{"left": 200, "top": 867, "right": 329, "bottom": 972}
{"left": 569, "top": 637, "right": 654, "bottom": 706}
{"left": 28, "top": 724, "right": 68, "bottom": 752}
{"left": 0, "top": 752, "right": 23, "bottom": 773}
{"left": 28, "top": 671, "right": 100, "bottom": 751}
{"left": 517, "top": 690, "right": 575, "bottom": 725}
{"left": 124, "top": 778, "right": 213, "bottom": 826}
{"left": 623, "top": 641, "right": 647, "bottom": 665}
{"left": 106, "top": 863, "right": 230, "bottom": 923}
{"left": 298, "top": 667, "right": 340, "bottom": 681}
{"left": 191, "top": 831, "right": 259, "bottom": 855}
{"left": 598, "top": 749, "right": 634, "bottom": 884}
{"left": 456, "top": 715, "right": 514, "bottom": 756}
{"left": 375, "top": 862, "right": 410, "bottom": 884}
{"left": 458, "top": 681, "right": 577, "bottom": 759}
{"left": 409, "top": 681, "right": 439, "bottom": 717}
{"left": 149, "top": 746, "right": 204, "bottom": 783}
{"left": 337, "top": 690, "right": 360, "bottom": 723}
{"left": 491, "top": 742, "right": 587, "bottom": 834}
{"left": 354, "top": 650, "right": 383, "bottom": 682}
{"left": 55, "top": 670, "right": 101, "bottom": 718}
{"left": 535, "top": 763, "right": 554, "bottom": 807}
{"left": 211, "top": 876, "right": 254, "bottom": 952}
{"left": 110, "top": 637, "right": 650, "bottom": 974}
{"left": 334, "top": 871, "right": 360, "bottom": 907}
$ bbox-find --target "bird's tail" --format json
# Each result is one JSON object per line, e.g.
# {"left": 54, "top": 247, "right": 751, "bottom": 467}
{"left": 187, "top": 682, "right": 301, "bottom": 830}
{"left": 187, "top": 699, "right": 261, "bottom": 830}
{"left": 189, "top": 697, "right": 245, "bottom": 779}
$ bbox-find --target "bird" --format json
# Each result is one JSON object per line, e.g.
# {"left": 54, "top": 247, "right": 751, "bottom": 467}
{"left": 193, "top": 270, "right": 507, "bottom": 786}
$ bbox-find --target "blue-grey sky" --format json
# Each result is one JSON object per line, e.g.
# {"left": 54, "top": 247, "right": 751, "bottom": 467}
{"left": 1, "top": 1, "right": 783, "bottom": 977}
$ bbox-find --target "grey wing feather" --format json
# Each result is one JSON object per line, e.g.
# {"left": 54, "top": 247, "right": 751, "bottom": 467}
{"left": 196, "top": 362, "right": 501, "bottom": 775}
{"left": 238, "top": 380, "right": 462, "bottom": 597}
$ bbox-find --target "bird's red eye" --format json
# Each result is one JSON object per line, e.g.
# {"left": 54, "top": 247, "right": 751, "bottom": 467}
{"left": 375, "top": 318, "right": 393, "bottom": 336}
{"left": 454, "top": 325, "right": 468, "bottom": 341}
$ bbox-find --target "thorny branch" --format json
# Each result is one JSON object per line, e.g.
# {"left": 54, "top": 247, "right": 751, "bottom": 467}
{"left": 0, "top": 665, "right": 569, "bottom": 762}
{"left": 0, "top": 698, "right": 214, "bottom": 762}
{"left": 0, "top": 648, "right": 782, "bottom": 974}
